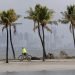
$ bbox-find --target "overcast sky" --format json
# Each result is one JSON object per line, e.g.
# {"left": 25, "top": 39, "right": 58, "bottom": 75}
{"left": 0, "top": 0, "right": 75, "bottom": 49}
{"left": 0, "top": 0, "right": 75, "bottom": 31}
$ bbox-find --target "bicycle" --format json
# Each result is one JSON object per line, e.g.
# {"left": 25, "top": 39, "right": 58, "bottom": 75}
{"left": 18, "top": 53, "right": 32, "bottom": 61}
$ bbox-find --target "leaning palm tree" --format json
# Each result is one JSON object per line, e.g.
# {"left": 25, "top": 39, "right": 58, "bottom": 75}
{"left": 59, "top": 5, "right": 75, "bottom": 47}
{"left": 25, "top": 4, "right": 54, "bottom": 61}
{"left": 0, "top": 9, "right": 20, "bottom": 63}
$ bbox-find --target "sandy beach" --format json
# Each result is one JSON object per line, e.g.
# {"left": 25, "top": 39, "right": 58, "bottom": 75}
{"left": 0, "top": 59, "right": 75, "bottom": 72}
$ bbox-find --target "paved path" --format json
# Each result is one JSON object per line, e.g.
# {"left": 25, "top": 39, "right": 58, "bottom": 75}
{"left": 0, "top": 59, "right": 75, "bottom": 72}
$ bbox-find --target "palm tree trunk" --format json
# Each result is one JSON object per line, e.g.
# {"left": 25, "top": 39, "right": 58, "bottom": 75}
{"left": 37, "top": 22, "right": 45, "bottom": 61}
{"left": 9, "top": 26, "right": 15, "bottom": 59}
{"left": 42, "top": 26, "right": 46, "bottom": 59}
{"left": 37, "top": 22, "right": 43, "bottom": 44}
{"left": 6, "top": 27, "right": 9, "bottom": 63}
{"left": 72, "top": 25, "right": 75, "bottom": 47}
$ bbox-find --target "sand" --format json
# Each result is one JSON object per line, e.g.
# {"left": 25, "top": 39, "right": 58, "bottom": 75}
{"left": 0, "top": 59, "right": 75, "bottom": 72}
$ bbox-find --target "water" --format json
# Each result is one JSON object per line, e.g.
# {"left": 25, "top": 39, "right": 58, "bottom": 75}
{"left": 0, "top": 32, "right": 75, "bottom": 59}
{"left": 0, "top": 70, "right": 75, "bottom": 75}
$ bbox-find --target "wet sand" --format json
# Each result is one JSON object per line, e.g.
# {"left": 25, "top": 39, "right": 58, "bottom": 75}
{"left": 0, "top": 59, "right": 75, "bottom": 72}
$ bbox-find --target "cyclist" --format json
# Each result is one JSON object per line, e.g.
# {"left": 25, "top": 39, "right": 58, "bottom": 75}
{"left": 18, "top": 47, "right": 31, "bottom": 61}
{"left": 22, "top": 47, "right": 27, "bottom": 56}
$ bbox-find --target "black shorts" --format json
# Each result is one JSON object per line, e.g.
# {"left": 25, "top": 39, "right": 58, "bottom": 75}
{"left": 22, "top": 53, "right": 26, "bottom": 56}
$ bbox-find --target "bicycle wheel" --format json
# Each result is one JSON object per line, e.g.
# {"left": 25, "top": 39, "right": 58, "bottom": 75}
{"left": 26, "top": 55, "right": 32, "bottom": 61}
{"left": 18, "top": 55, "right": 24, "bottom": 61}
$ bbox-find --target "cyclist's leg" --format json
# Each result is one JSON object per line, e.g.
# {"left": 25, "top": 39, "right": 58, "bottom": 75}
{"left": 26, "top": 53, "right": 31, "bottom": 61}
{"left": 18, "top": 55, "right": 23, "bottom": 61}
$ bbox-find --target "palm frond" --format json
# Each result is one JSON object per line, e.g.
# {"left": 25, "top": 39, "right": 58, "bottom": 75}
{"left": 17, "top": 15, "right": 21, "bottom": 18}
{"left": 60, "top": 12, "right": 65, "bottom": 16}
{"left": 11, "top": 23, "right": 22, "bottom": 26}
{"left": 33, "top": 21, "right": 36, "bottom": 32}
{"left": 45, "top": 26, "right": 52, "bottom": 33}
{"left": 2, "top": 26, "right": 6, "bottom": 32}
{"left": 33, "top": 25, "right": 38, "bottom": 32}
{"left": 24, "top": 16, "right": 33, "bottom": 19}
{"left": 13, "top": 25, "right": 16, "bottom": 34}
{"left": 26, "top": 7, "right": 33, "bottom": 14}
{"left": 60, "top": 5, "right": 75, "bottom": 25}
{"left": 0, "top": 21, "right": 2, "bottom": 24}
{"left": 49, "top": 21, "right": 58, "bottom": 25}
{"left": 69, "top": 24, "right": 72, "bottom": 33}
{"left": 58, "top": 19, "right": 69, "bottom": 24}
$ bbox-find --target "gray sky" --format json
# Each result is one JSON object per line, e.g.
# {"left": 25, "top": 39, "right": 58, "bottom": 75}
{"left": 0, "top": 0, "right": 75, "bottom": 50}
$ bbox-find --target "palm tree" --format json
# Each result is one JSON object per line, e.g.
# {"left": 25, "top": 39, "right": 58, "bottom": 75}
{"left": 0, "top": 9, "right": 20, "bottom": 63}
{"left": 25, "top": 4, "right": 54, "bottom": 61}
{"left": 59, "top": 5, "right": 75, "bottom": 47}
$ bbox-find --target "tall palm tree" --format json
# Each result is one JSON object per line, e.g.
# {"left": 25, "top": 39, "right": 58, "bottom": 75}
{"left": 0, "top": 9, "right": 20, "bottom": 63}
{"left": 25, "top": 4, "right": 54, "bottom": 61}
{"left": 59, "top": 5, "right": 75, "bottom": 47}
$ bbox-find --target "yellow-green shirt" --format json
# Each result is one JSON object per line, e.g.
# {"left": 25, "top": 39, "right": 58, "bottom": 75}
{"left": 22, "top": 48, "right": 27, "bottom": 54}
